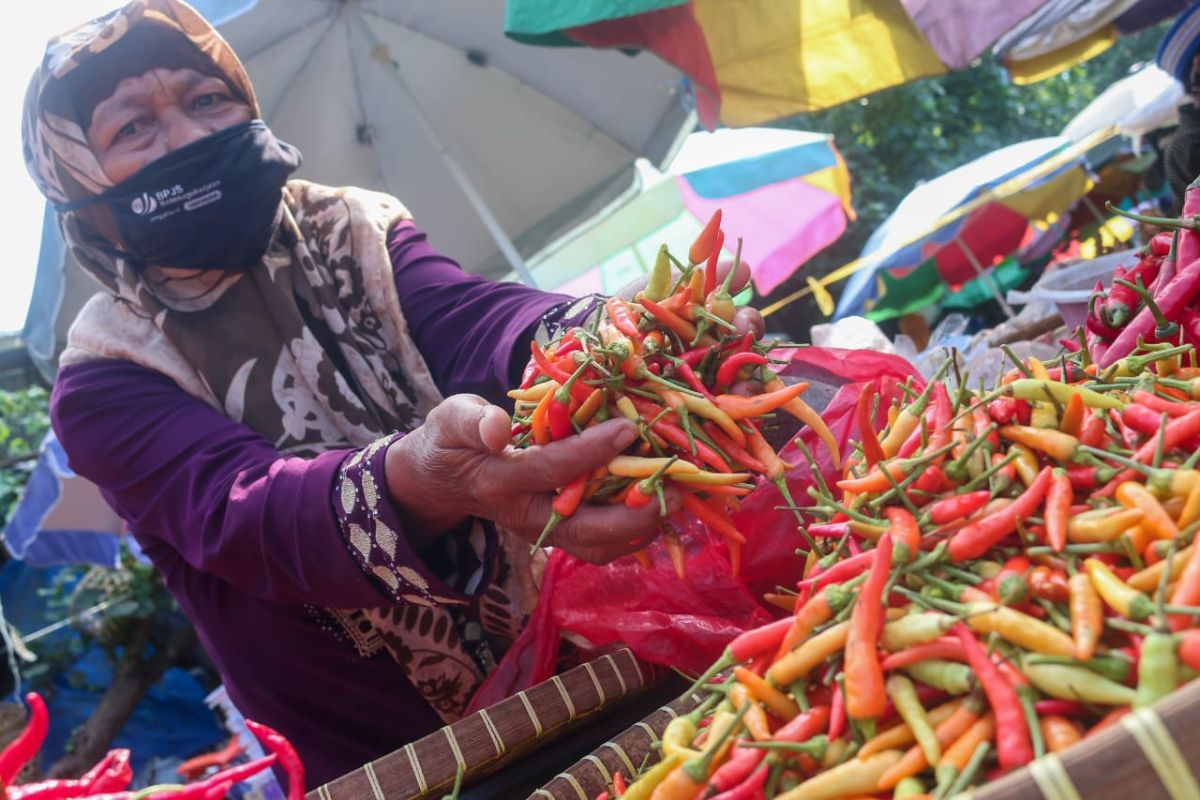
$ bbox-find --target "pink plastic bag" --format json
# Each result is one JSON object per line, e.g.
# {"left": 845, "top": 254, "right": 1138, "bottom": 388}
{"left": 469, "top": 347, "right": 921, "bottom": 701}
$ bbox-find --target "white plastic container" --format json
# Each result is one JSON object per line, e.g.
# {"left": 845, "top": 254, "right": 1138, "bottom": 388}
{"left": 1007, "top": 250, "right": 1137, "bottom": 330}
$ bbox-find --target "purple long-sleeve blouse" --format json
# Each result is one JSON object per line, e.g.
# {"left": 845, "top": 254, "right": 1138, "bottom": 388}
{"left": 49, "top": 222, "right": 575, "bottom": 787}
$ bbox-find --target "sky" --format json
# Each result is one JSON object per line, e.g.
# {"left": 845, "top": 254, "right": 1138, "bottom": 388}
{"left": 2, "top": 2, "right": 124, "bottom": 335}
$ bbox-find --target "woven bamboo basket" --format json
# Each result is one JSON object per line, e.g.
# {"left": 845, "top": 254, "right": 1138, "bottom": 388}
{"left": 536, "top": 673, "right": 1200, "bottom": 800}
{"left": 306, "top": 648, "right": 659, "bottom": 800}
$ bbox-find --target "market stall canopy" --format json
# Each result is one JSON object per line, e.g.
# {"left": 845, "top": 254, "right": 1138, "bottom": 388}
{"left": 833, "top": 137, "right": 1096, "bottom": 320}
{"left": 523, "top": 128, "right": 853, "bottom": 297}
{"left": 503, "top": 0, "right": 1081, "bottom": 126}
{"left": 1062, "top": 64, "right": 1183, "bottom": 148}
{"left": 995, "top": 0, "right": 1143, "bottom": 83}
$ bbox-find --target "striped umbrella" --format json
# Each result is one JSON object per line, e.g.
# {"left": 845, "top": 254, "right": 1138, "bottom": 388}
{"left": 524, "top": 127, "right": 853, "bottom": 297}
{"left": 504, "top": 0, "right": 1052, "bottom": 127}
{"left": 834, "top": 137, "right": 1096, "bottom": 320}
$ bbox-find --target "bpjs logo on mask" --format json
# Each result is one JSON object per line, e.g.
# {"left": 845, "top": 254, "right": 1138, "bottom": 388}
{"left": 130, "top": 182, "right": 222, "bottom": 219}
{"left": 131, "top": 185, "right": 183, "bottom": 216}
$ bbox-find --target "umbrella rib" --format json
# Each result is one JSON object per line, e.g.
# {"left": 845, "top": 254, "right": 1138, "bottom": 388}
{"left": 344, "top": 17, "right": 397, "bottom": 197}
{"left": 262, "top": 10, "right": 342, "bottom": 124}
{"left": 232, "top": 5, "right": 336, "bottom": 63}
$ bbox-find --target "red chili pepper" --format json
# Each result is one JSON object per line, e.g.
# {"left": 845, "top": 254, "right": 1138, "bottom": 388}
{"left": 845, "top": 535, "right": 893, "bottom": 721}
{"left": 912, "top": 464, "right": 948, "bottom": 496}
{"left": 799, "top": 551, "right": 874, "bottom": 590}
{"left": 1105, "top": 257, "right": 1161, "bottom": 326}
{"left": 879, "top": 638, "right": 967, "bottom": 670}
{"left": 708, "top": 762, "right": 768, "bottom": 800}
{"left": 1034, "top": 699, "right": 1088, "bottom": 717}
{"left": 953, "top": 624, "right": 1033, "bottom": 771}
{"left": 1045, "top": 468, "right": 1071, "bottom": 553}
{"left": 716, "top": 352, "right": 768, "bottom": 387}
{"left": 245, "top": 721, "right": 304, "bottom": 800}
{"left": 927, "top": 491, "right": 990, "bottom": 525}
{"left": 681, "top": 345, "right": 714, "bottom": 367}
{"left": 700, "top": 422, "right": 768, "bottom": 473}
{"left": 1065, "top": 463, "right": 1113, "bottom": 490}
{"left": 1101, "top": 409, "right": 1200, "bottom": 494}
{"left": 988, "top": 397, "right": 1019, "bottom": 425}
{"left": 1151, "top": 231, "right": 1174, "bottom": 256}
{"left": 1131, "top": 390, "right": 1197, "bottom": 417}
{"left": 1029, "top": 566, "right": 1070, "bottom": 604}
{"left": 1181, "top": 307, "right": 1200, "bottom": 350}
{"left": 1122, "top": 403, "right": 1166, "bottom": 437}
{"left": 991, "top": 555, "right": 1032, "bottom": 605}
{"left": 1178, "top": 629, "right": 1200, "bottom": 670}
{"left": 1079, "top": 412, "right": 1108, "bottom": 449}
{"left": 532, "top": 471, "right": 589, "bottom": 551}
{"left": 884, "top": 507, "right": 920, "bottom": 561}
{"left": 672, "top": 359, "right": 716, "bottom": 400}
{"left": 828, "top": 680, "right": 847, "bottom": 741}
{"left": 706, "top": 744, "right": 765, "bottom": 794}
{"left": 625, "top": 395, "right": 730, "bottom": 473}
{"left": 948, "top": 467, "right": 1052, "bottom": 562}
{"left": 855, "top": 385, "right": 885, "bottom": 468}
{"left": 0, "top": 693, "right": 48, "bottom": 786}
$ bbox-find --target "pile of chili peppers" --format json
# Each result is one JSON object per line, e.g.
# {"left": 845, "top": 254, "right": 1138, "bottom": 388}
{"left": 0, "top": 694, "right": 303, "bottom": 800}
{"left": 1085, "top": 180, "right": 1200, "bottom": 368}
{"left": 509, "top": 210, "right": 838, "bottom": 574}
{"left": 584, "top": 339, "right": 1200, "bottom": 799}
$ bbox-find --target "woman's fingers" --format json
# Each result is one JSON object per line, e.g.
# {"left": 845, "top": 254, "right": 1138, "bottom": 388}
{"left": 733, "top": 306, "right": 765, "bottom": 340}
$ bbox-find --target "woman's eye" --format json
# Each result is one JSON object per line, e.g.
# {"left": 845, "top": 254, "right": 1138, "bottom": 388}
{"left": 192, "top": 93, "right": 222, "bottom": 109}
{"left": 112, "top": 120, "right": 138, "bottom": 142}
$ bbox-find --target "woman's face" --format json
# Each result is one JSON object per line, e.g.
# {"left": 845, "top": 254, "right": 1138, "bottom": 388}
{"left": 86, "top": 67, "right": 253, "bottom": 184}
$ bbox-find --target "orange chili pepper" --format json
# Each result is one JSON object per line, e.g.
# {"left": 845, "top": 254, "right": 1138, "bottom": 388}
{"left": 1060, "top": 392, "right": 1085, "bottom": 437}
{"left": 714, "top": 383, "right": 810, "bottom": 421}
{"left": 729, "top": 683, "right": 772, "bottom": 741}
{"left": 998, "top": 424, "right": 1084, "bottom": 462}
{"left": 1168, "top": 538, "right": 1200, "bottom": 631}
{"left": 775, "top": 585, "right": 849, "bottom": 661}
{"left": 1045, "top": 468, "right": 1072, "bottom": 553}
{"left": 681, "top": 493, "right": 746, "bottom": 545}
{"left": 1084, "top": 706, "right": 1130, "bottom": 738}
{"left": 1069, "top": 572, "right": 1102, "bottom": 661}
{"left": 640, "top": 297, "right": 700, "bottom": 343}
{"left": 1117, "top": 481, "right": 1180, "bottom": 540}
{"left": 876, "top": 702, "right": 982, "bottom": 791}
{"left": 1040, "top": 715, "right": 1083, "bottom": 753}
{"left": 733, "top": 666, "right": 800, "bottom": 722}
{"left": 530, "top": 388, "right": 554, "bottom": 446}
{"left": 689, "top": 209, "right": 723, "bottom": 265}
{"left": 846, "top": 535, "right": 893, "bottom": 722}
{"left": 938, "top": 713, "right": 996, "bottom": 773}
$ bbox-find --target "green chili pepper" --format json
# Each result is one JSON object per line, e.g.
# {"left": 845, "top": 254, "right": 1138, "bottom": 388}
{"left": 1134, "top": 630, "right": 1179, "bottom": 709}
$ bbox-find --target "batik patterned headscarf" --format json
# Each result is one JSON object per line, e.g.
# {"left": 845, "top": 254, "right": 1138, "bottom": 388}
{"left": 23, "top": 0, "right": 530, "bottom": 721}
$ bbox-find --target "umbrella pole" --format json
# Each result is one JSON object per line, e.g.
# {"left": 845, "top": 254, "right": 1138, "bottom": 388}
{"left": 952, "top": 234, "right": 1016, "bottom": 319}
{"left": 356, "top": 17, "right": 540, "bottom": 288}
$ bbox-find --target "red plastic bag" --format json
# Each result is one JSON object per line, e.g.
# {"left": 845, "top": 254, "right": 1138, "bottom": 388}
{"left": 471, "top": 347, "right": 921, "bottom": 698}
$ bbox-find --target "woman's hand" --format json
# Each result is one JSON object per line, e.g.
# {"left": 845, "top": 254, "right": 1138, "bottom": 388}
{"left": 384, "top": 395, "right": 678, "bottom": 563}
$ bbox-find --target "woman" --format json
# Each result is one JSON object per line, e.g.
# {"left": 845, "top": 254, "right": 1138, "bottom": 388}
{"left": 23, "top": 0, "right": 761, "bottom": 787}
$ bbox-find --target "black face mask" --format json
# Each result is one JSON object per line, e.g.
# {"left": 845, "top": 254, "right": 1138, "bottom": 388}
{"left": 58, "top": 120, "right": 301, "bottom": 271}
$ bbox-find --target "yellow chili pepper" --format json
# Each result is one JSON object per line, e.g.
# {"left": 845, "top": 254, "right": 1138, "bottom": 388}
{"left": 608, "top": 455, "right": 700, "bottom": 478}
{"left": 660, "top": 715, "right": 701, "bottom": 761}
{"left": 669, "top": 471, "right": 753, "bottom": 486}
{"left": 615, "top": 395, "right": 640, "bottom": 422}
{"left": 673, "top": 392, "right": 746, "bottom": 448}
{"left": 768, "top": 621, "right": 850, "bottom": 685}
{"left": 886, "top": 674, "right": 941, "bottom": 766}
{"left": 1181, "top": 481, "right": 1200, "bottom": 529}
{"left": 622, "top": 754, "right": 681, "bottom": 800}
{"left": 1004, "top": 379, "right": 1124, "bottom": 409}
{"left": 776, "top": 750, "right": 903, "bottom": 800}
{"left": 1028, "top": 357, "right": 1051, "bottom": 381}
{"left": 506, "top": 381, "right": 557, "bottom": 402}
{"left": 1085, "top": 558, "right": 1156, "bottom": 620}
{"left": 572, "top": 388, "right": 604, "bottom": 427}
{"left": 964, "top": 602, "right": 1075, "bottom": 656}
{"left": 1067, "top": 507, "right": 1144, "bottom": 543}
{"left": 1007, "top": 443, "right": 1040, "bottom": 486}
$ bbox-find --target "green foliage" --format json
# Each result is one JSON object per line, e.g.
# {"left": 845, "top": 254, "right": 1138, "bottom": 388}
{"left": 0, "top": 385, "right": 50, "bottom": 527}
{"left": 763, "top": 24, "right": 1171, "bottom": 337}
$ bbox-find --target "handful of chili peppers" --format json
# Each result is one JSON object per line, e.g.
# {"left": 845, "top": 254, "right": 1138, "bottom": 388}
{"left": 509, "top": 210, "right": 838, "bottom": 576}
{"left": 0, "top": 693, "right": 304, "bottom": 800}
{"left": 585, "top": 340, "right": 1200, "bottom": 799}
